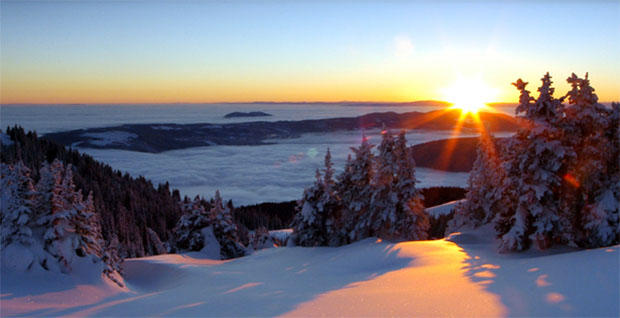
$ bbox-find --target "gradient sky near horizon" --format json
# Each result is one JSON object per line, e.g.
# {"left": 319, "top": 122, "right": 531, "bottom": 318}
{"left": 1, "top": 1, "right": 619, "bottom": 104}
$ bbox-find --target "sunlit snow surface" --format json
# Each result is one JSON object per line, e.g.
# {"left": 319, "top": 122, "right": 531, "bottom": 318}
{"left": 1, "top": 104, "right": 518, "bottom": 205}
{"left": 2, "top": 227, "right": 618, "bottom": 317}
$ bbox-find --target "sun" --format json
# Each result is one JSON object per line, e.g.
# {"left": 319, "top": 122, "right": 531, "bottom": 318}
{"left": 441, "top": 76, "right": 499, "bottom": 114}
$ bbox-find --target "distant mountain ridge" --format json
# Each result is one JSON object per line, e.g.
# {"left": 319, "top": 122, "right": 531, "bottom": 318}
{"left": 45, "top": 109, "right": 520, "bottom": 153}
{"left": 244, "top": 100, "right": 454, "bottom": 107}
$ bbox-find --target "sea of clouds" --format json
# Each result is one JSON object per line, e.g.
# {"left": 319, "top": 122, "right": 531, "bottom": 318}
{"left": 2, "top": 104, "right": 515, "bottom": 206}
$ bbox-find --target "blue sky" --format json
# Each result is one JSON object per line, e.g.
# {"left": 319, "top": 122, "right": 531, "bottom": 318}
{"left": 1, "top": 0, "right": 618, "bottom": 103}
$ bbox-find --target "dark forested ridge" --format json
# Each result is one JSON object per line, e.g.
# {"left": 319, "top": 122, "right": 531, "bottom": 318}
{"left": 411, "top": 137, "right": 506, "bottom": 172}
{"left": 1, "top": 126, "right": 183, "bottom": 258}
{"left": 44, "top": 110, "right": 519, "bottom": 153}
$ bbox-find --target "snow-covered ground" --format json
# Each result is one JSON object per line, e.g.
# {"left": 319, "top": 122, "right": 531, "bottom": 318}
{"left": 2, "top": 226, "right": 618, "bottom": 317}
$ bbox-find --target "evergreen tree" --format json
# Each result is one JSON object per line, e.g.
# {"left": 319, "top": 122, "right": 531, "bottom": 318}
{"left": 343, "top": 136, "right": 375, "bottom": 241}
{"left": 171, "top": 192, "right": 245, "bottom": 259}
{"left": 248, "top": 226, "right": 274, "bottom": 250}
{"left": 496, "top": 74, "right": 570, "bottom": 251}
{"left": 1, "top": 126, "right": 185, "bottom": 258}
{"left": 323, "top": 148, "right": 336, "bottom": 193}
{"left": 102, "top": 234, "right": 124, "bottom": 286}
{"left": 451, "top": 125, "right": 503, "bottom": 230}
{"left": 146, "top": 227, "right": 167, "bottom": 255}
{"left": 533, "top": 72, "right": 565, "bottom": 122}
{"left": 172, "top": 195, "right": 213, "bottom": 251}
{"left": 368, "top": 129, "right": 398, "bottom": 238}
{"left": 0, "top": 162, "right": 36, "bottom": 248}
{"left": 38, "top": 160, "right": 80, "bottom": 273}
{"left": 321, "top": 149, "right": 344, "bottom": 246}
{"left": 562, "top": 73, "right": 619, "bottom": 247}
{"left": 333, "top": 154, "right": 356, "bottom": 244}
{"left": 391, "top": 131, "right": 429, "bottom": 240}
{"left": 290, "top": 169, "right": 327, "bottom": 246}
{"left": 211, "top": 190, "right": 245, "bottom": 259}
{"left": 6, "top": 159, "right": 125, "bottom": 284}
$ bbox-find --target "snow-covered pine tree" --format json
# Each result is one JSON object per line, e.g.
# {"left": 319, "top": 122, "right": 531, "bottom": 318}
{"left": 73, "top": 191, "right": 123, "bottom": 285}
{"left": 211, "top": 190, "right": 245, "bottom": 259}
{"left": 513, "top": 78, "right": 535, "bottom": 119}
{"left": 602, "top": 102, "right": 620, "bottom": 245}
{"left": 496, "top": 74, "right": 571, "bottom": 251}
{"left": 37, "top": 160, "right": 79, "bottom": 273}
{"left": 562, "top": 73, "right": 619, "bottom": 247}
{"left": 321, "top": 148, "right": 344, "bottom": 246}
{"left": 34, "top": 160, "right": 63, "bottom": 229}
{"left": 248, "top": 226, "right": 274, "bottom": 250}
{"left": 333, "top": 154, "right": 356, "bottom": 245}
{"left": 368, "top": 129, "right": 399, "bottom": 239}
{"left": 290, "top": 169, "right": 328, "bottom": 246}
{"left": 146, "top": 227, "right": 167, "bottom": 255}
{"left": 323, "top": 148, "right": 336, "bottom": 193}
{"left": 451, "top": 125, "right": 503, "bottom": 231}
{"left": 172, "top": 195, "right": 213, "bottom": 251}
{"left": 391, "top": 131, "right": 429, "bottom": 240}
{"left": 342, "top": 136, "right": 375, "bottom": 242}
{"left": 101, "top": 234, "right": 124, "bottom": 286}
{"left": 533, "top": 72, "right": 565, "bottom": 121}
{"left": 1, "top": 162, "right": 36, "bottom": 248}
{"left": 72, "top": 192, "right": 100, "bottom": 257}
{"left": 31, "top": 159, "right": 122, "bottom": 284}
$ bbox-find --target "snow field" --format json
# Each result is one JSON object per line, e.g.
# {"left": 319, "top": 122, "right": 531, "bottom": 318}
{"left": 2, "top": 228, "right": 618, "bottom": 317}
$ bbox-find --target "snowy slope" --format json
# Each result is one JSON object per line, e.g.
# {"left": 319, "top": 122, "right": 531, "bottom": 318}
{"left": 2, "top": 228, "right": 618, "bottom": 317}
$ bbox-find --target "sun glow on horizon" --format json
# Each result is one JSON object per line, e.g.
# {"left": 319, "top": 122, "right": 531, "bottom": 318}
{"left": 441, "top": 76, "right": 499, "bottom": 114}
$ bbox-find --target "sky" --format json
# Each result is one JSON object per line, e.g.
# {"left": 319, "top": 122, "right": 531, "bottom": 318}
{"left": 1, "top": 0, "right": 619, "bottom": 104}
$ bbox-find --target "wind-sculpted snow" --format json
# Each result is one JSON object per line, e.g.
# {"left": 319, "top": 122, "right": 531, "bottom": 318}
{"left": 2, "top": 230, "right": 617, "bottom": 317}
{"left": 44, "top": 110, "right": 519, "bottom": 153}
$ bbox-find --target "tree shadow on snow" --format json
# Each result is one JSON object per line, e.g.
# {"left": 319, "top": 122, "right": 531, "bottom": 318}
{"left": 451, "top": 229, "right": 620, "bottom": 317}
{"left": 0, "top": 265, "right": 130, "bottom": 317}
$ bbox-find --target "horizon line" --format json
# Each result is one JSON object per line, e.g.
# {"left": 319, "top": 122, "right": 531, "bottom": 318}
{"left": 1, "top": 100, "right": 524, "bottom": 106}
{"left": 3, "top": 100, "right": 618, "bottom": 107}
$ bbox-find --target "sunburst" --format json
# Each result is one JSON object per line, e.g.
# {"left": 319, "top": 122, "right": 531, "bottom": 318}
{"left": 441, "top": 76, "right": 498, "bottom": 114}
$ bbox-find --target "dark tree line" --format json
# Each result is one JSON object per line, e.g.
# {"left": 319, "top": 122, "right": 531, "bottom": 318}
{"left": 233, "top": 201, "right": 298, "bottom": 231}
{"left": 420, "top": 187, "right": 466, "bottom": 208}
{"left": 231, "top": 187, "right": 465, "bottom": 236}
{"left": 1, "top": 126, "right": 183, "bottom": 258}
